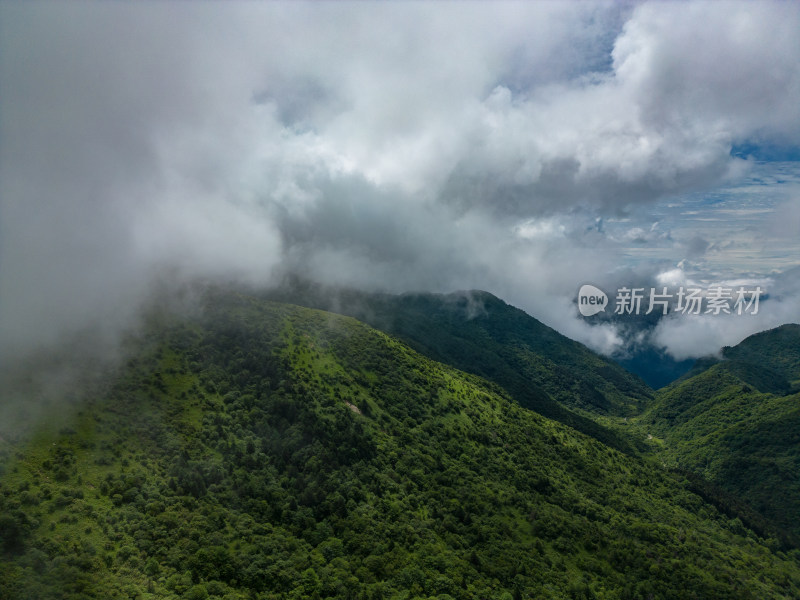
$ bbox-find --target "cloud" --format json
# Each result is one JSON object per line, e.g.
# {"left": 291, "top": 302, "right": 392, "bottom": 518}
{"left": 650, "top": 269, "right": 800, "bottom": 360}
{"left": 1, "top": 1, "right": 799, "bottom": 367}
{"left": 684, "top": 236, "right": 710, "bottom": 258}
{"left": 770, "top": 197, "right": 800, "bottom": 239}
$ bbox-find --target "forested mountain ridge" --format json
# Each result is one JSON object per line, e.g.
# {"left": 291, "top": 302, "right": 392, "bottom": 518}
{"left": 642, "top": 324, "right": 800, "bottom": 546}
{"left": 263, "top": 281, "right": 653, "bottom": 454}
{"left": 721, "top": 324, "right": 800, "bottom": 390}
{"left": 2, "top": 291, "right": 799, "bottom": 599}
{"left": 265, "top": 282, "right": 800, "bottom": 544}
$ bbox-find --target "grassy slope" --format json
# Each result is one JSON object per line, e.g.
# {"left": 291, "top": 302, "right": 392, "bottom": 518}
{"left": 1, "top": 292, "right": 799, "bottom": 599}
{"left": 640, "top": 324, "right": 800, "bottom": 545}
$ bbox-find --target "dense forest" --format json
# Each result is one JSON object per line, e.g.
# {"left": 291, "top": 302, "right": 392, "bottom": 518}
{"left": 639, "top": 324, "right": 800, "bottom": 547}
{"left": 1, "top": 290, "right": 799, "bottom": 599}
{"left": 263, "top": 282, "right": 653, "bottom": 455}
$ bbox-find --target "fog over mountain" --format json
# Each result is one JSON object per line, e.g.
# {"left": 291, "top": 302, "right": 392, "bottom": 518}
{"left": 2, "top": 1, "right": 799, "bottom": 366}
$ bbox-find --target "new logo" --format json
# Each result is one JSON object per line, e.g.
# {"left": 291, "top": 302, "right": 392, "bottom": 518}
{"left": 577, "top": 284, "right": 608, "bottom": 316}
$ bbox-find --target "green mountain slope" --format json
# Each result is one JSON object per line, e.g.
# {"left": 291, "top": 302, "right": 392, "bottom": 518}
{"left": 642, "top": 324, "right": 800, "bottom": 546}
{"left": 265, "top": 281, "right": 652, "bottom": 454}
{"left": 722, "top": 324, "right": 800, "bottom": 390}
{"left": 2, "top": 292, "right": 799, "bottom": 599}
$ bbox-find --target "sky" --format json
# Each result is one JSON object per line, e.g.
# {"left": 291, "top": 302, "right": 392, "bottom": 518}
{"left": 1, "top": 0, "right": 799, "bottom": 368}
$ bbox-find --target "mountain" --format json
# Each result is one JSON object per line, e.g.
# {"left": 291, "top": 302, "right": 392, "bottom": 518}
{"left": 722, "top": 324, "right": 800, "bottom": 390}
{"left": 263, "top": 280, "right": 653, "bottom": 454}
{"left": 641, "top": 324, "right": 800, "bottom": 546}
{"left": 2, "top": 291, "right": 799, "bottom": 599}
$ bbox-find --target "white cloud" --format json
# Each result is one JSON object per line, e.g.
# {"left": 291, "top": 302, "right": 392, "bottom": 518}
{"left": 650, "top": 268, "right": 800, "bottom": 360}
{"left": 1, "top": 1, "right": 799, "bottom": 364}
